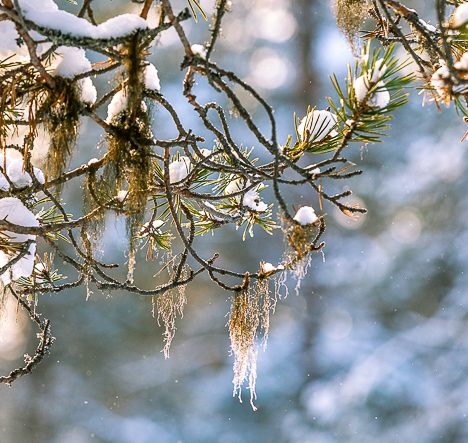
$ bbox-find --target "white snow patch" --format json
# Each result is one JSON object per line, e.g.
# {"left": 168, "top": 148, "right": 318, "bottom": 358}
{"left": 197, "top": 149, "right": 211, "bottom": 158}
{"left": 453, "top": 4, "right": 468, "bottom": 28}
{"left": 306, "top": 166, "right": 321, "bottom": 175}
{"left": 293, "top": 206, "right": 318, "bottom": 225}
{"left": 431, "top": 63, "right": 451, "bottom": 97}
{"left": 0, "top": 21, "right": 27, "bottom": 63}
{"left": 354, "top": 76, "right": 390, "bottom": 109}
{"left": 169, "top": 156, "right": 192, "bottom": 183}
{"left": 224, "top": 178, "right": 267, "bottom": 211}
{"left": 51, "top": 47, "right": 97, "bottom": 104}
{"left": 77, "top": 77, "right": 97, "bottom": 104}
{"left": 419, "top": 19, "right": 437, "bottom": 33}
{"left": 150, "top": 219, "right": 164, "bottom": 229}
{"left": 0, "top": 157, "right": 45, "bottom": 190}
{"left": 225, "top": 177, "right": 246, "bottom": 196}
{"left": 262, "top": 262, "right": 284, "bottom": 273}
{"left": 454, "top": 53, "right": 468, "bottom": 71}
{"left": 297, "top": 110, "right": 338, "bottom": 143}
{"left": 144, "top": 63, "right": 161, "bottom": 91}
{"left": 19, "top": 0, "right": 150, "bottom": 39}
{"left": 243, "top": 189, "right": 267, "bottom": 212}
{"left": 191, "top": 44, "right": 207, "bottom": 59}
{"left": 0, "top": 197, "right": 39, "bottom": 284}
{"left": 141, "top": 219, "right": 164, "bottom": 232}
{"left": 368, "top": 58, "right": 387, "bottom": 83}
{"left": 116, "top": 190, "right": 128, "bottom": 202}
{"left": 5, "top": 125, "right": 50, "bottom": 168}
{"left": 52, "top": 47, "right": 92, "bottom": 78}
{"left": 0, "top": 19, "right": 52, "bottom": 66}
{"left": 202, "top": 202, "right": 224, "bottom": 221}
{"left": 106, "top": 90, "right": 128, "bottom": 122}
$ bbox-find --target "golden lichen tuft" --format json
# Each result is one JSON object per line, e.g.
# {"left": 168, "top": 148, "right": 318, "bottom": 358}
{"left": 334, "top": 0, "right": 371, "bottom": 53}
{"left": 82, "top": 170, "right": 109, "bottom": 243}
{"left": 40, "top": 78, "right": 82, "bottom": 180}
{"left": 102, "top": 37, "right": 154, "bottom": 237}
{"left": 85, "top": 36, "right": 155, "bottom": 257}
{"left": 281, "top": 213, "right": 322, "bottom": 295}
{"left": 228, "top": 274, "right": 272, "bottom": 410}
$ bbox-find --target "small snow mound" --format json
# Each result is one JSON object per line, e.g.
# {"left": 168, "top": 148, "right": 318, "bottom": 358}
{"left": 169, "top": 156, "right": 192, "bottom": 183}
{"left": 0, "top": 157, "right": 45, "bottom": 190}
{"left": 453, "top": 4, "right": 468, "bottom": 28}
{"left": 225, "top": 178, "right": 246, "bottom": 196}
{"left": 191, "top": 44, "right": 207, "bottom": 59}
{"left": 306, "top": 166, "right": 321, "bottom": 175}
{"left": 297, "top": 110, "right": 338, "bottom": 143}
{"left": 293, "top": 206, "right": 318, "bottom": 225}
{"left": 354, "top": 76, "right": 390, "bottom": 109}
{"left": 261, "top": 262, "right": 284, "bottom": 274}
{"left": 144, "top": 63, "right": 161, "bottom": 91}
{"left": 0, "top": 197, "right": 39, "bottom": 284}
{"left": 454, "top": 53, "right": 468, "bottom": 71}
{"left": 116, "top": 190, "right": 128, "bottom": 202}
{"left": 53, "top": 47, "right": 92, "bottom": 79}
{"left": 78, "top": 77, "right": 97, "bottom": 105}
{"left": 243, "top": 189, "right": 267, "bottom": 212}
{"left": 106, "top": 90, "right": 128, "bottom": 123}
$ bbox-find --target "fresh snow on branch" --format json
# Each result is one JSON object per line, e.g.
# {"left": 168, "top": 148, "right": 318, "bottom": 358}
{"left": 0, "top": 197, "right": 39, "bottom": 285}
{"left": 293, "top": 206, "right": 318, "bottom": 225}
{"left": 18, "top": 0, "right": 150, "bottom": 39}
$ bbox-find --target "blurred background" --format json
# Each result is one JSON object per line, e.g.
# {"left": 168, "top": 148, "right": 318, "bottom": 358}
{"left": 1, "top": 0, "right": 468, "bottom": 442}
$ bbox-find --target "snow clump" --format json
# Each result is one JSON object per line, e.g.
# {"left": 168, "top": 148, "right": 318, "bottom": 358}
{"left": 293, "top": 206, "right": 318, "bottom": 225}
{"left": 169, "top": 156, "right": 192, "bottom": 183}
{"left": 354, "top": 58, "right": 390, "bottom": 109}
{"left": 297, "top": 110, "right": 338, "bottom": 143}
{"left": 0, "top": 197, "right": 39, "bottom": 285}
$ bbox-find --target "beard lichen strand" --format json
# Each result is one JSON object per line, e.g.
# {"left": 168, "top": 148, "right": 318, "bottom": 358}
{"left": 334, "top": 0, "right": 371, "bottom": 53}
{"left": 228, "top": 274, "right": 272, "bottom": 411}
{"left": 254, "top": 277, "right": 272, "bottom": 352}
{"left": 281, "top": 214, "right": 319, "bottom": 295}
{"left": 0, "top": 282, "right": 5, "bottom": 314}
{"left": 104, "top": 35, "right": 153, "bottom": 229}
{"left": 156, "top": 264, "right": 188, "bottom": 359}
{"left": 41, "top": 78, "right": 82, "bottom": 181}
{"left": 95, "top": 35, "right": 154, "bottom": 264}
{"left": 82, "top": 171, "right": 107, "bottom": 244}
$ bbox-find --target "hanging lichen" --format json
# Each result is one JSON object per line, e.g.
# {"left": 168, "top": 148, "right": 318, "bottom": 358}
{"left": 82, "top": 169, "right": 111, "bottom": 245}
{"left": 80, "top": 34, "right": 156, "bottom": 268}
{"left": 102, "top": 35, "right": 154, "bottom": 249}
{"left": 154, "top": 264, "right": 188, "bottom": 358}
{"left": 281, "top": 213, "right": 323, "bottom": 295}
{"left": 334, "top": 0, "right": 371, "bottom": 53}
{"left": 0, "top": 281, "right": 5, "bottom": 314}
{"left": 228, "top": 274, "right": 272, "bottom": 411}
{"left": 40, "top": 78, "right": 82, "bottom": 180}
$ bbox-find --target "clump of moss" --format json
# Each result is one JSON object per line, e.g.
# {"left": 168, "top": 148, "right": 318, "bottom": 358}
{"left": 228, "top": 274, "right": 272, "bottom": 410}
{"left": 334, "top": 0, "right": 371, "bottom": 53}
